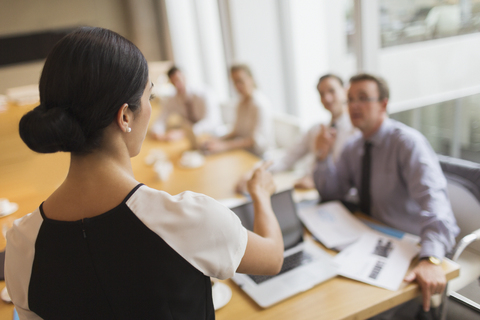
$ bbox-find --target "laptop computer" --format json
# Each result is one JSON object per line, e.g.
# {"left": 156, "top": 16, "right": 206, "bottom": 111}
{"left": 230, "top": 189, "right": 338, "bottom": 308}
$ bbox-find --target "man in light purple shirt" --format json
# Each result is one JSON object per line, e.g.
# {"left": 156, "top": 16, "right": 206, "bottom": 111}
{"left": 313, "top": 73, "right": 459, "bottom": 315}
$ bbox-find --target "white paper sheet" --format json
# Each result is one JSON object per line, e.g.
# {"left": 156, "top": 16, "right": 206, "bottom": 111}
{"left": 297, "top": 201, "right": 420, "bottom": 249}
{"left": 297, "top": 201, "right": 372, "bottom": 249}
{"left": 333, "top": 233, "right": 420, "bottom": 291}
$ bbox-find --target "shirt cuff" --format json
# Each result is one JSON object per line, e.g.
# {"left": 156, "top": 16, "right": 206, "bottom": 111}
{"left": 419, "top": 239, "right": 446, "bottom": 260}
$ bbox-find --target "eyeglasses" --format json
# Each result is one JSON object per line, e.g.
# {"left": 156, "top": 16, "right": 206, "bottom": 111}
{"left": 347, "top": 97, "right": 381, "bottom": 105}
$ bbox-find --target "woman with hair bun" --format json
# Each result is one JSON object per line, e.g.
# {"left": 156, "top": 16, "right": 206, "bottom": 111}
{"left": 6, "top": 27, "right": 283, "bottom": 319}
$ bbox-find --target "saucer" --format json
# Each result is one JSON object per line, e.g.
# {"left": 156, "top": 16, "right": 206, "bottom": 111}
{"left": 0, "top": 200, "right": 18, "bottom": 218}
{"left": 1, "top": 287, "right": 11, "bottom": 303}
{"left": 179, "top": 151, "right": 205, "bottom": 169}
{"left": 154, "top": 160, "right": 173, "bottom": 182}
{"left": 212, "top": 282, "right": 232, "bottom": 310}
{"left": 145, "top": 148, "right": 168, "bottom": 165}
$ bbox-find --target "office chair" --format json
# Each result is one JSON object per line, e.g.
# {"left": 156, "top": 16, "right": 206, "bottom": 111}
{"left": 437, "top": 155, "right": 480, "bottom": 320}
{"left": 272, "top": 112, "right": 301, "bottom": 149}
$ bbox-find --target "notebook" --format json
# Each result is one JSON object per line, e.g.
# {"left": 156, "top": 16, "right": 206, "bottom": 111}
{"left": 230, "top": 189, "right": 338, "bottom": 308}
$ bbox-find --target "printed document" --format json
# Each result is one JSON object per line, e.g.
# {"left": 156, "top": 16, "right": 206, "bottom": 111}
{"left": 333, "top": 232, "right": 420, "bottom": 290}
{"left": 297, "top": 201, "right": 421, "bottom": 290}
{"left": 298, "top": 201, "right": 420, "bottom": 249}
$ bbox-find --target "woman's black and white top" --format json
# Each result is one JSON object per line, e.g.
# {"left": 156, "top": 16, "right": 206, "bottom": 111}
{"left": 5, "top": 184, "right": 248, "bottom": 320}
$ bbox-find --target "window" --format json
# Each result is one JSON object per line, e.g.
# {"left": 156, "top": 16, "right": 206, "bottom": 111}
{"left": 346, "top": 0, "right": 356, "bottom": 53}
{"left": 380, "top": 0, "right": 480, "bottom": 48}
{"left": 391, "top": 93, "right": 480, "bottom": 162}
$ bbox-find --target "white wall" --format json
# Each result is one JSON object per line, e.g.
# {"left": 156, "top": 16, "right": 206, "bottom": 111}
{"left": 164, "top": 0, "right": 205, "bottom": 88}
{"left": 381, "top": 33, "right": 480, "bottom": 113}
{"left": 228, "top": 0, "right": 286, "bottom": 113}
{"left": 194, "top": 0, "right": 229, "bottom": 101}
{"left": 278, "top": 0, "right": 356, "bottom": 129}
{"left": 165, "top": 0, "right": 229, "bottom": 100}
{"left": 325, "top": 1, "right": 357, "bottom": 81}
{"left": 288, "top": 0, "right": 330, "bottom": 129}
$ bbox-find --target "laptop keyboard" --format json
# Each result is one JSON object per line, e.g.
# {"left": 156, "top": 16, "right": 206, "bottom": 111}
{"left": 248, "top": 251, "right": 313, "bottom": 285}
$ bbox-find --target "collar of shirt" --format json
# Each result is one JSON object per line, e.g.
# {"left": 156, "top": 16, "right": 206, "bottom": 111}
{"left": 362, "top": 117, "right": 393, "bottom": 147}
{"left": 333, "top": 111, "right": 351, "bottom": 130}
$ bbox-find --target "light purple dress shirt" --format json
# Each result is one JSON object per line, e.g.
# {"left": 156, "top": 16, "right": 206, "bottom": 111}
{"left": 314, "top": 118, "right": 459, "bottom": 259}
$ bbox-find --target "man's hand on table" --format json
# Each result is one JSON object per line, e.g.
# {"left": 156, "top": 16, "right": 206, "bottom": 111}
{"left": 201, "top": 139, "right": 229, "bottom": 154}
{"left": 404, "top": 259, "right": 446, "bottom": 312}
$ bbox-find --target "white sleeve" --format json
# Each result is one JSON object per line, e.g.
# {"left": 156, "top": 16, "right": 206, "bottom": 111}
{"left": 126, "top": 186, "right": 248, "bottom": 279}
{"left": 252, "top": 92, "right": 275, "bottom": 155}
{"left": 5, "top": 210, "right": 43, "bottom": 319}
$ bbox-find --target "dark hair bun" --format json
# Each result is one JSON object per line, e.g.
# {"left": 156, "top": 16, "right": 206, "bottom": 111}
{"left": 19, "top": 104, "right": 86, "bottom": 153}
{"left": 22, "top": 27, "right": 148, "bottom": 154}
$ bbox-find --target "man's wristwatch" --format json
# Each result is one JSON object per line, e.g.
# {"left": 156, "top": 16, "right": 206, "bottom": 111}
{"left": 420, "top": 256, "right": 442, "bottom": 265}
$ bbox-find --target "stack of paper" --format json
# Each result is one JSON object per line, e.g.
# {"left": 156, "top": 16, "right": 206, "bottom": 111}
{"left": 298, "top": 201, "right": 421, "bottom": 291}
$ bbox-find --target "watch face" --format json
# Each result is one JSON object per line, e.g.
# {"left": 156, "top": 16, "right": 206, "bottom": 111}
{"left": 429, "top": 256, "right": 441, "bottom": 265}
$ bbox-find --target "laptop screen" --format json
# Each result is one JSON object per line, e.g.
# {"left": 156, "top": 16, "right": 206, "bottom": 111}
{"left": 230, "top": 189, "right": 303, "bottom": 250}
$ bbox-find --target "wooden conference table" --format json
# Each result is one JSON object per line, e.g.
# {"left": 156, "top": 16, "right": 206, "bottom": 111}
{"left": 0, "top": 103, "right": 459, "bottom": 320}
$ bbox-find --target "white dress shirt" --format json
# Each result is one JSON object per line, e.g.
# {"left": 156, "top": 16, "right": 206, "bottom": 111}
{"left": 269, "top": 111, "right": 357, "bottom": 173}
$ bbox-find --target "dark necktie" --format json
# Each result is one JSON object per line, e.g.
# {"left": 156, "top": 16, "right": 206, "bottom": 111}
{"left": 360, "top": 141, "right": 372, "bottom": 215}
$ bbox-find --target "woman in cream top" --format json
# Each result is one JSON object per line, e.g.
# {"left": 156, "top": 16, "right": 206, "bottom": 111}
{"left": 203, "top": 64, "right": 275, "bottom": 157}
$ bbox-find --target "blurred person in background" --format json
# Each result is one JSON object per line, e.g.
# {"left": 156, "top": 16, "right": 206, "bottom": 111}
{"left": 268, "top": 74, "right": 357, "bottom": 189}
{"left": 150, "top": 66, "right": 223, "bottom": 143}
{"left": 202, "top": 64, "right": 275, "bottom": 157}
{"left": 314, "top": 73, "right": 459, "bottom": 319}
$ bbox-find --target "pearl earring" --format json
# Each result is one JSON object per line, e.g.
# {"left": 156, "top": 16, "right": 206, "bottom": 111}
{"left": 126, "top": 127, "right": 131, "bottom": 133}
